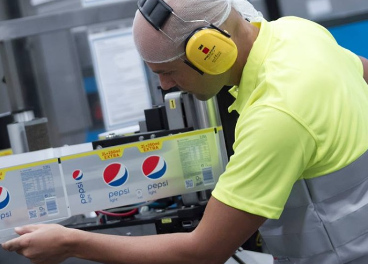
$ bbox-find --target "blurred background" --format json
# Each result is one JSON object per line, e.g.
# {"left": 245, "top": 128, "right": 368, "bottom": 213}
{"left": 0, "top": 1, "right": 367, "bottom": 263}
{"left": 0, "top": 0, "right": 367, "bottom": 154}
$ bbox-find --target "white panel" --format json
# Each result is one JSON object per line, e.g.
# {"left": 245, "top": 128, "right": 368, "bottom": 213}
{"left": 89, "top": 27, "right": 152, "bottom": 131}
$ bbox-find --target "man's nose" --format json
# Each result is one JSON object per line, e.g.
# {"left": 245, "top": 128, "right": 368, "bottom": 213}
{"left": 159, "top": 74, "right": 176, "bottom": 90}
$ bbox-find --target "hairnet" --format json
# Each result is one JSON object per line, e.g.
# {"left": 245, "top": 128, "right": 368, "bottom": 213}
{"left": 133, "top": 0, "right": 263, "bottom": 63}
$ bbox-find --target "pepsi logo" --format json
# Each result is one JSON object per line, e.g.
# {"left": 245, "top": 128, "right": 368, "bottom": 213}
{"left": 72, "top": 170, "right": 83, "bottom": 181}
{"left": 103, "top": 163, "right": 129, "bottom": 187}
{"left": 0, "top": 187, "right": 10, "bottom": 210}
{"left": 142, "top": 156, "right": 167, "bottom": 180}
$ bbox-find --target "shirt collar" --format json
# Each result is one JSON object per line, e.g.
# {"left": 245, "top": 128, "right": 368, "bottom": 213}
{"left": 228, "top": 19, "right": 273, "bottom": 114}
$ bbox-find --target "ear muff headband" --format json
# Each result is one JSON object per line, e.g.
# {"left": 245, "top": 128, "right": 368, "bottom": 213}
{"left": 137, "top": 0, "right": 238, "bottom": 75}
{"left": 137, "top": 0, "right": 173, "bottom": 30}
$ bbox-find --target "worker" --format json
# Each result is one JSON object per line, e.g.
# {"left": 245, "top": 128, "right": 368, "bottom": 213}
{"left": 3, "top": 0, "right": 368, "bottom": 263}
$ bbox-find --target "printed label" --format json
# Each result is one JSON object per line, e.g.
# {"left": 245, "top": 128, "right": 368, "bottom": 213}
{"left": 21, "top": 165, "right": 58, "bottom": 218}
{"left": 97, "top": 147, "right": 123, "bottom": 160}
{"left": 162, "top": 218, "right": 172, "bottom": 224}
{"left": 138, "top": 140, "right": 163, "bottom": 153}
{"left": 178, "top": 134, "right": 213, "bottom": 187}
{"left": 169, "top": 99, "right": 176, "bottom": 109}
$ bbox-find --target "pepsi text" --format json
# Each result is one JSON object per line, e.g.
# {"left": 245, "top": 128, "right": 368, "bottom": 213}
{"left": 76, "top": 182, "right": 92, "bottom": 204}
{"left": 0, "top": 211, "right": 11, "bottom": 221}
{"left": 148, "top": 180, "right": 169, "bottom": 195}
{"left": 109, "top": 188, "right": 130, "bottom": 203}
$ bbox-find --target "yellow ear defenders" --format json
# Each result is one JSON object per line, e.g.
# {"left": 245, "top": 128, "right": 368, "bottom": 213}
{"left": 137, "top": 0, "right": 238, "bottom": 75}
{"left": 185, "top": 25, "right": 238, "bottom": 75}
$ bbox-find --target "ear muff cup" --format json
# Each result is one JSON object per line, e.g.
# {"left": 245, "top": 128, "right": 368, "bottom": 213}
{"left": 185, "top": 28, "right": 238, "bottom": 75}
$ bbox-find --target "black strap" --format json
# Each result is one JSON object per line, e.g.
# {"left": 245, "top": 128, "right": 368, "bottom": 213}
{"left": 137, "top": 0, "right": 173, "bottom": 31}
{"left": 183, "top": 60, "right": 204, "bottom": 75}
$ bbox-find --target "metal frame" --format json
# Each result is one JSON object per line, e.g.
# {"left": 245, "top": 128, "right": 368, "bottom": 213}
{"left": 0, "top": 41, "right": 25, "bottom": 111}
{"left": 0, "top": 1, "right": 137, "bottom": 41}
{"left": 318, "top": 11, "right": 368, "bottom": 28}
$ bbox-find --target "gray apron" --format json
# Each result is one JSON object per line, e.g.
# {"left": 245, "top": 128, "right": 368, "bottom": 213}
{"left": 259, "top": 151, "right": 368, "bottom": 264}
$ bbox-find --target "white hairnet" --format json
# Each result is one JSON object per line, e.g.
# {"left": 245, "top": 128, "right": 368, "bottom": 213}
{"left": 133, "top": 0, "right": 263, "bottom": 63}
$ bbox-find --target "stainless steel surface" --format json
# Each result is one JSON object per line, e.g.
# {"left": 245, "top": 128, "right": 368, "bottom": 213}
{"left": 182, "top": 93, "right": 200, "bottom": 129}
{"left": 18, "top": 0, "right": 82, "bottom": 17}
{"left": 29, "top": 28, "right": 92, "bottom": 146}
{"left": 192, "top": 97, "right": 228, "bottom": 171}
{"left": 7, "top": 122, "right": 28, "bottom": 154}
{"left": 0, "top": 56, "right": 11, "bottom": 115}
{"left": 0, "top": 1, "right": 12, "bottom": 22}
{"left": 193, "top": 97, "right": 223, "bottom": 129}
{"left": 0, "top": 1, "right": 137, "bottom": 41}
{"left": 0, "top": 41, "right": 26, "bottom": 112}
{"left": 164, "top": 92, "right": 186, "bottom": 130}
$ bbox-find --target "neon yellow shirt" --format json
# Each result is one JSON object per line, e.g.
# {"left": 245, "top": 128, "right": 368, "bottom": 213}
{"left": 212, "top": 17, "right": 368, "bottom": 219}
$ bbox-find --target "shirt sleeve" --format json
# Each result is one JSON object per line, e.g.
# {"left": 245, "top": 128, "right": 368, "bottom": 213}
{"left": 212, "top": 105, "right": 316, "bottom": 219}
{"left": 340, "top": 47, "right": 364, "bottom": 77}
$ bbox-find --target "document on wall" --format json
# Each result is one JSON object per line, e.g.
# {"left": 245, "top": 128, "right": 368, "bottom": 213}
{"left": 89, "top": 27, "right": 151, "bottom": 131}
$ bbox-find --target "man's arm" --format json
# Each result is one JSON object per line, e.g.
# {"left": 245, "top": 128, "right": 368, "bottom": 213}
{"left": 2, "top": 197, "right": 265, "bottom": 264}
{"left": 359, "top": 56, "right": 368, "bottom": 84}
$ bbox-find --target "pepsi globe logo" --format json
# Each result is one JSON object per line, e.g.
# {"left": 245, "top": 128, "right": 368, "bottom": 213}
{"left": 72, "top": 170, "right": 83, "bottom": 181}
{"left": 142, "top": 156, "right": 167, "bottom": 180}
{"left": 103, "top": 163, "right": 129, "bottom": 187}
{"left": 0, "top": 187, "right": 10, "bottom": 210}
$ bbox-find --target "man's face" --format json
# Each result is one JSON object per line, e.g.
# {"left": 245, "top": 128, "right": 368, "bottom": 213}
{"left": 146, "top": 60, "right": 229, "bottom": 101}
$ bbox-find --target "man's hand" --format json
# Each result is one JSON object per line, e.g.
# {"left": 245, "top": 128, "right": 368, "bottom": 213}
{"left": 0, "top": 198, "right": 266, "bottom": 264}
{"left": 2, "top": 224, "right": 73, "bottom": 264}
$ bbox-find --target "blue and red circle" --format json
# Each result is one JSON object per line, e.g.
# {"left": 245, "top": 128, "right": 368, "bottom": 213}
{"left": 0, "top": 186, "right": 10, "bottom": 210}
{"left": 72, "top": 170, "right": 83, "bottom": 181}
{"left": 103, "top": 163, "right": 129, "bottom": 187}
{"left": 142, "top": 156, "right": 167, "bottom": 180}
